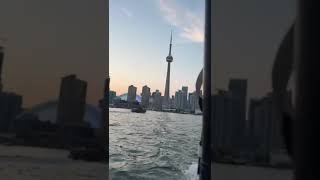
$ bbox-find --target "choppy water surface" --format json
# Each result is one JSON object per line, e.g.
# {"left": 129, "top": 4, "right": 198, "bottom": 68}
{"left": 109, "top": 108, "right": 201, "bottom": 180}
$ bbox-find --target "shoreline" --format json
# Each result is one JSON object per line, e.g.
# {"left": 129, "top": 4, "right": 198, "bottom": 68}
{"left": 109, "top": 107, "right": 203, "bottom": 115}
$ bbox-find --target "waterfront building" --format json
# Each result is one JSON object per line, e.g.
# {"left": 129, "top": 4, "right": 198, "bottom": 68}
{"left": 57, "top": 74, "right": 87, "bottom": 126}
{"left": 141, "top": 85, "right": 151, "bottom": 108}
{"left": 127, "top": 85, "right": 137, "bottom": 103}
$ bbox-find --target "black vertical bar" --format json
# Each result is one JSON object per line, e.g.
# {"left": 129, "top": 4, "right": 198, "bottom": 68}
{"left": 200, "top": 0, "right": 211, "bottom": 179}
{"left": 106, "top": 1, "right": 110, "bottom": 179}
{"left": 106, "top": 77, "right": 109, "bottom": 160}
{"left": 294, "top": 0, "right": 319, "bottom": 179}
{"left": 0, "top": 46, "right": 4, "bottom": 92}
{"left": 103, "top": 77, "right": 109, "bottom": 179}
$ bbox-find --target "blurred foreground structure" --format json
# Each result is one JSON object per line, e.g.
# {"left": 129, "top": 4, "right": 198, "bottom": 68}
{"left": 211, "top": 79, "right": 292, "bottom": 168}
{"left": 0, "top": 48, "right": 106, "bottom": 161}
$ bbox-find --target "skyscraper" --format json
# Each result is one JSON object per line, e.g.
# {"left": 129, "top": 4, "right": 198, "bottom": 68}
{"left": 170, "top": 95, "right": 175, "bottom": 108}
{"left": 182, "top": 86, "right": 188, "bottom": 110}
{"left": 164, "top": 31, "right": 173, "bottom": 107}
{"left": 0, "top": 45, "right": 23, "bottom": 132}
{"left": 249, "top": 94, "right": 273, "bottom": 163}
{"left": 175, "top": 90, "right": 183, "bottom": 111}
{"left": 152, "top": 90, "right": 162, "bottom": 110}
{"left": 188, "top": 91, "right": 198, "bottom": 113}
{"left": 212, "top": 89, "right": 233, "bottom": 159}
{"left": 0, "top": 92, "right": 23, "bottom": 132}
{"left": 109, "top": 90, "right": 116, "bottom": 104}
{"left": 57, "top": 74, "right": 87, "bottom": 126}
{"left": 228, "top": 79, "right": 247, "bottom": 148}
{"left": 127, "top": 85, "right": 137, "bottom": 103}
{"left": 248, "top": 98, "right": 260, "bottom": 138}
{"left": 141, "top": 85, "right": 151, "bottom": 108}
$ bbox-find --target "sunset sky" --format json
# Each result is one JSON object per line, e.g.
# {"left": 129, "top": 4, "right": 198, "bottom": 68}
{"left": 0, "top": 0, "right": 297, "bottom": 107}
{"left": 0, "top": 0, "right": 108, "bottom": 107}
{"left": 110, "top": 0, "right": 205, "bottom": 96}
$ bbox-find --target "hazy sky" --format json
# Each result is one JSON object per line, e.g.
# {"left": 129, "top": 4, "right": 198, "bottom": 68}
{"left": 0, "top": 0, "right": 108, "bottom": 108}
{"left": 110, "top": 0, "right": 205, "bottom": 96}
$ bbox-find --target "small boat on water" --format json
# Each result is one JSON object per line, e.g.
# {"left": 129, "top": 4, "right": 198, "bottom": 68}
{"left": 131, "top": 107, "right": 146, "bottom": 113}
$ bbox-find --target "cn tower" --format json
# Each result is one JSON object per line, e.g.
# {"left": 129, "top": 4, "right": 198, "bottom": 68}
{"left": 164, "top": 31, "right": 173, "bottom": 107}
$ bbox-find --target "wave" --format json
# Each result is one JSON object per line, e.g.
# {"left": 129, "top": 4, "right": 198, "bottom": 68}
{"left": 182, "top": 163, "right": 199, "bottom": 180}
{"left": 110, "top": 122, "right": 121, "bottom": 126}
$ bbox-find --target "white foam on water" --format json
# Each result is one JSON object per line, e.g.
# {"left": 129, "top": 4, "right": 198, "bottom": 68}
{"left": 183, "top": 163, "right": 199, "bottom": 180}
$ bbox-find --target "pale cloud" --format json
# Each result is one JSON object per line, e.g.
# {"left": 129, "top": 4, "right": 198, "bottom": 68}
{"left": 121, "top": 7, "right": 133, "bottom": 18}
{"left": 157, "top": 0, "right": 204, "bottom": 43}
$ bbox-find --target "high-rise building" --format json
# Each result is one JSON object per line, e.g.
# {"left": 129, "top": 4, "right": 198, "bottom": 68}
{"left": 182, "top": 86, "right": 188, "bottom": 110}
{"left": 188, "top": 93, "right": 192, "bottom": 110}
{"left": 211, "top": 89, "right": 233, "bottom": 159}
{"left": 248, "top": 98, "right": 260, "bottom": 138}
{"left": 141, "top": 85, "right": 151, "bottom": 108}
{"left": 189, "top": 92, "right": 199, "bottom": 113}
{"left": 152, "top": 90, "right": 162, "bottom": 110}
{"left": 170, "top": 95, "right": 175, "bottom": 108}
{"left": 174, "top": 91, "right": 178, "bottom": 109}
{"left": 0, "top": 92, "right": 23, "bottom": 132}
{"left": 164, "top": 31, "right": 174, "bottom": 107}
{"left": 228, "top": 79, "right": 247, "bottom": 148}
{"left": 109, "top": 90, "right": 116, "bottom": 104}
{"left": 247, "top": 91, "right": 293, "bottom": 163}
{"left": 175, "top": 90, "right": 183, "bottom": 111}
{"left": 249, "top": 94, "right": 273, "bottom": 163}
{"left": 188, "top": 93, "right": 193, "bottom": 111}
{"left": 57, "top": 74, "right": 87, "bottom": 126}
{"left": 127, "top": 85, "right": 137, "bottom": 103}
{"left": 0, "top": 46, "right": 23, "bottom": 132}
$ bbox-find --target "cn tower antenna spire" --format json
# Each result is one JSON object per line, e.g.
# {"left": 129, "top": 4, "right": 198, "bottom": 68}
{"left": 169, "top": 30, "right": 173, "bottom": 56}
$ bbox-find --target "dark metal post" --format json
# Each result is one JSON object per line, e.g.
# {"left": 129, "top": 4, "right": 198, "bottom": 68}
{"left": 105, "top": 77, "right": 109, "bottom": 161}
{"left": 99, "top": 77, "right": 109, "bottom": 162}
{"left": 200, "top": 0, "right": 212, "bottom": 179}
{"left": 294, "top": 0, "right": 320, "bottom": 179}
{"left": 0, "top": 46, "right": 4, "bottom": 92}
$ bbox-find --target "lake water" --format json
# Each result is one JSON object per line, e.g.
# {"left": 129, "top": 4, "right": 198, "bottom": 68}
{"left": 109, "top": 108, "right": 202, "bottom": 180}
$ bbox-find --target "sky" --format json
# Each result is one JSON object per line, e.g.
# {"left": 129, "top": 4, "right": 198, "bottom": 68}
{"left": 0, "top": 0, "right": 296, "bottom": 108}
{"left": 110, "top": 0, "right": 205, "bottom": 96}
{"left": 210, "top": 0, "right": 296, "bottom": 99}
{"left": 109, "top": 0, "right": 296, "bottom": 100}
{"left": 0, "top": 0, "right": 108, "bottom": 108}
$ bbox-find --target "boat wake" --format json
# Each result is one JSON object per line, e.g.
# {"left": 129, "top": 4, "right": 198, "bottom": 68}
{"left": 182, "top": 163, "right": 199, "bottom": 180}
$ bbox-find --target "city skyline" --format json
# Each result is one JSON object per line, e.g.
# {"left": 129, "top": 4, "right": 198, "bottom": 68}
{"left": 111, "top": 83, "right": 193, "bottom": 98}
{"left": 110, "top": 0, "right": 205, "bottom": 96}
